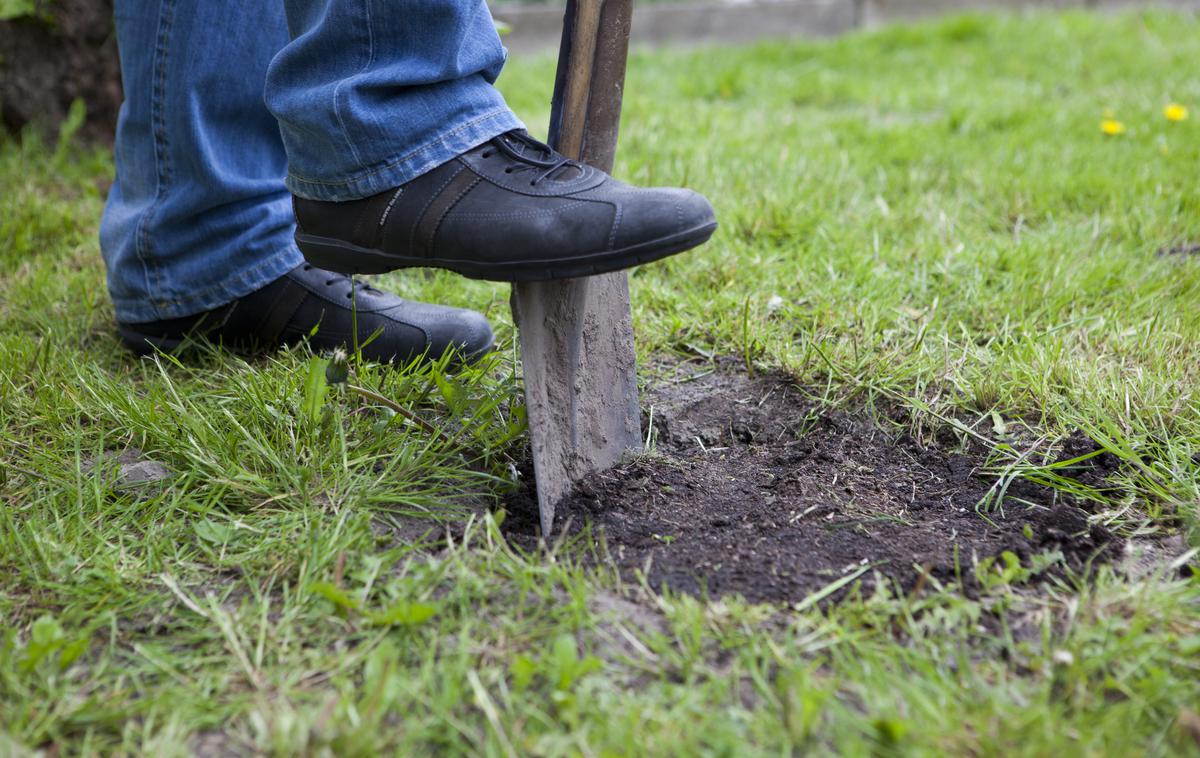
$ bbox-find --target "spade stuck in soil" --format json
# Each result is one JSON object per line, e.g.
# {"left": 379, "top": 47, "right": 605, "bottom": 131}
{"left": 511, "top": 0, "right": 641, "bottom": 537}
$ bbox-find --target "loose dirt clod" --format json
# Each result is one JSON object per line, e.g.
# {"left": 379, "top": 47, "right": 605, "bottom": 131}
{"left": 505, "top": 363, "right": 1118, "bottom": 604}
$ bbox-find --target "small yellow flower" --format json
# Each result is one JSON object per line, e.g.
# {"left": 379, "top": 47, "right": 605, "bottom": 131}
{"left": 1100, "top": 119, "right": 1125, "bottom": 136}
{"left": 1165, "top": 103, "right": 1189, "bottom": 122}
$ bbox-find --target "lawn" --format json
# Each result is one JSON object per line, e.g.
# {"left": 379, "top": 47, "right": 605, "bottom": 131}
{"left": 2, "top": 9, "right": 1199, "bottom": 755}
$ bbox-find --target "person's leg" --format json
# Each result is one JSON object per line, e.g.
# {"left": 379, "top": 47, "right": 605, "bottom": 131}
{"left": 101, "top": 0, "right": 494, "bottom": 363}
{"left": 101, "top": 0, "right": 300, "bottom": 323}
{"left": 265, "top": 0, "right": 524, "bottom": 201}
{"left": 268, "top": 0, "right": 715, "bottom": 282}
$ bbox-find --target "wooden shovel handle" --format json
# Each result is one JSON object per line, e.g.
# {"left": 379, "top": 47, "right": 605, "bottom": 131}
{"left": 547, "top": 0, "right": 633, "bottom": 171}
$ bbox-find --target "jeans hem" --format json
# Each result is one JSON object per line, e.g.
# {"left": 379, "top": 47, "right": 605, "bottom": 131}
{"left": 285, "top": 107, "right": 525, "bottom": 201}
{"left": 112, "top": 243, "right": 303, "bottom": 323}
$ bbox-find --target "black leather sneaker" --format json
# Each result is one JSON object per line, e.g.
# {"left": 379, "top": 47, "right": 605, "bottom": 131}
{"left": 292, "top": 130, "right": 717, "bottom": 282}
{"left": 117, "top": 263, "right": 494, "bottom": 364}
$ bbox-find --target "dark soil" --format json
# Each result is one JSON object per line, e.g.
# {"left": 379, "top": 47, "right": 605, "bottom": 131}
{"left": 1, "top": 0, "right": 122, "bottom": 143}
{"left": 504, "top": 362, "right": 1118, "bottom": 604}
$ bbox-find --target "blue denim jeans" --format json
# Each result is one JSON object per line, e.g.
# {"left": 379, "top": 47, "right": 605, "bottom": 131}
{"left": 101, "top": 0, "right": 524, "bottom": 323}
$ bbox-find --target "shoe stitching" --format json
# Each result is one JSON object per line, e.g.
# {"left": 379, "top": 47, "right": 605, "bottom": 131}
{"left": 303, "top": 312, "right": 430, "bottom": 353}
{"left": 428, "top": 177, "right": 482, "bottom": 257}
{"left": 377, "top": 309, "right": 432, "bottom": 344}
{"left": 452, "top": 199, "right": 593, "bottom": 220}
{"left": 256, "top": 278, "right": 308, "bottom": 344}
{"left": 413, "top": 169, "right": 480, "bottom": 257}
{"left": 608, "top": 202, "right": 623, "bottom": 251}
{"left": 306, "top": 306, "right": 432, "bottom": 348}
{"left": 464, "top": 160, "right": 603, "bottom": 197}
{"left": 408, "top": 164, "right": 466, "bottom": 256}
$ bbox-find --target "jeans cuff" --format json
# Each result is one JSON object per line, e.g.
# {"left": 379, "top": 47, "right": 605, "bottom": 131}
{"left": 111, "top": 243, "right": 304, "bottom": 324}
{"left": 285, "top": 107, "right": 525, "bottom": 201}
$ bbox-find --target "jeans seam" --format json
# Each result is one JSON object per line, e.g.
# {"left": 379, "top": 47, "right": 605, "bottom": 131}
{"left": 288, "top": 107, "right": 515, "bottom": 189}
{"left": 112, "top": 244, "right": 301, "bottom": 323}
{"left": 134, "top": 0, "right": 177, "bottom": 319}
{"left": 171, "top": 244, "right": 297, "bottom": 306}
{"left": 332, "top": 0, "right": 373, "bottom": 169}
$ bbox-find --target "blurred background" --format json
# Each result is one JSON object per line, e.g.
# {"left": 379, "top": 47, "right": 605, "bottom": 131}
{"left": 3, "top": 0, "right": 1197, "bottom": 145}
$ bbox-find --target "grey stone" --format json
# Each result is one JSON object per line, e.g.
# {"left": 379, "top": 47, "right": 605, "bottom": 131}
{"left": 116, "top": 460, "right": 172, "bottom": 488}
{"left": 81, "top": 447, "right": 173, "bottom": 491}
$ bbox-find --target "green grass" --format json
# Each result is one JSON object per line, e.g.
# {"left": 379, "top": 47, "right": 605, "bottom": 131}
{"left": 3, "top": 9, "right": 1200, "bottom": 755}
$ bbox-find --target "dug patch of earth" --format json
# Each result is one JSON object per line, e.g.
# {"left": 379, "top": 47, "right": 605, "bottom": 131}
{"left": 0, "top": 0, "right": 122, "bottom": 143}
{"left": 504, "top": 361, "right": 1118, "bottom": 604}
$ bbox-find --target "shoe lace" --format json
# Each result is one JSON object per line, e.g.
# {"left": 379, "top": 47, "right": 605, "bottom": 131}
{"left": 482, "top": 130, "right": 577, "bottom": 186}
{"left": 303, "top": 264, "right": 381, "bottom": 300}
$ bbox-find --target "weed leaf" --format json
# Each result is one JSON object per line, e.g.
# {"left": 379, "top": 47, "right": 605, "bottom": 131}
{"left": 302, "top": 357, "right": 330, "bottom": 425}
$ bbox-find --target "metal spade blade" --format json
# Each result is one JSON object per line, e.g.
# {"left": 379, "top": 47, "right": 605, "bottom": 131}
{"left": 510, "top": 0, "right": 639, "bottom": 536}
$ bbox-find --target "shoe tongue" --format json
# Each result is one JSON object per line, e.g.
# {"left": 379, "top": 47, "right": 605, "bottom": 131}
{"left": 499, "top": 131, "right": 552, "bottom": 160}
{"left": 547, "top": 163, "right": 584, "bottom": 181}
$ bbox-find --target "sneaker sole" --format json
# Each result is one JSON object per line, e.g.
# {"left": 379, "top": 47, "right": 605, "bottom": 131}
{"left": 295, "top": 221, "right": 718, "bottom": 281}
{"left": 117, "top": 326, "right": 184, "bottom": 357}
